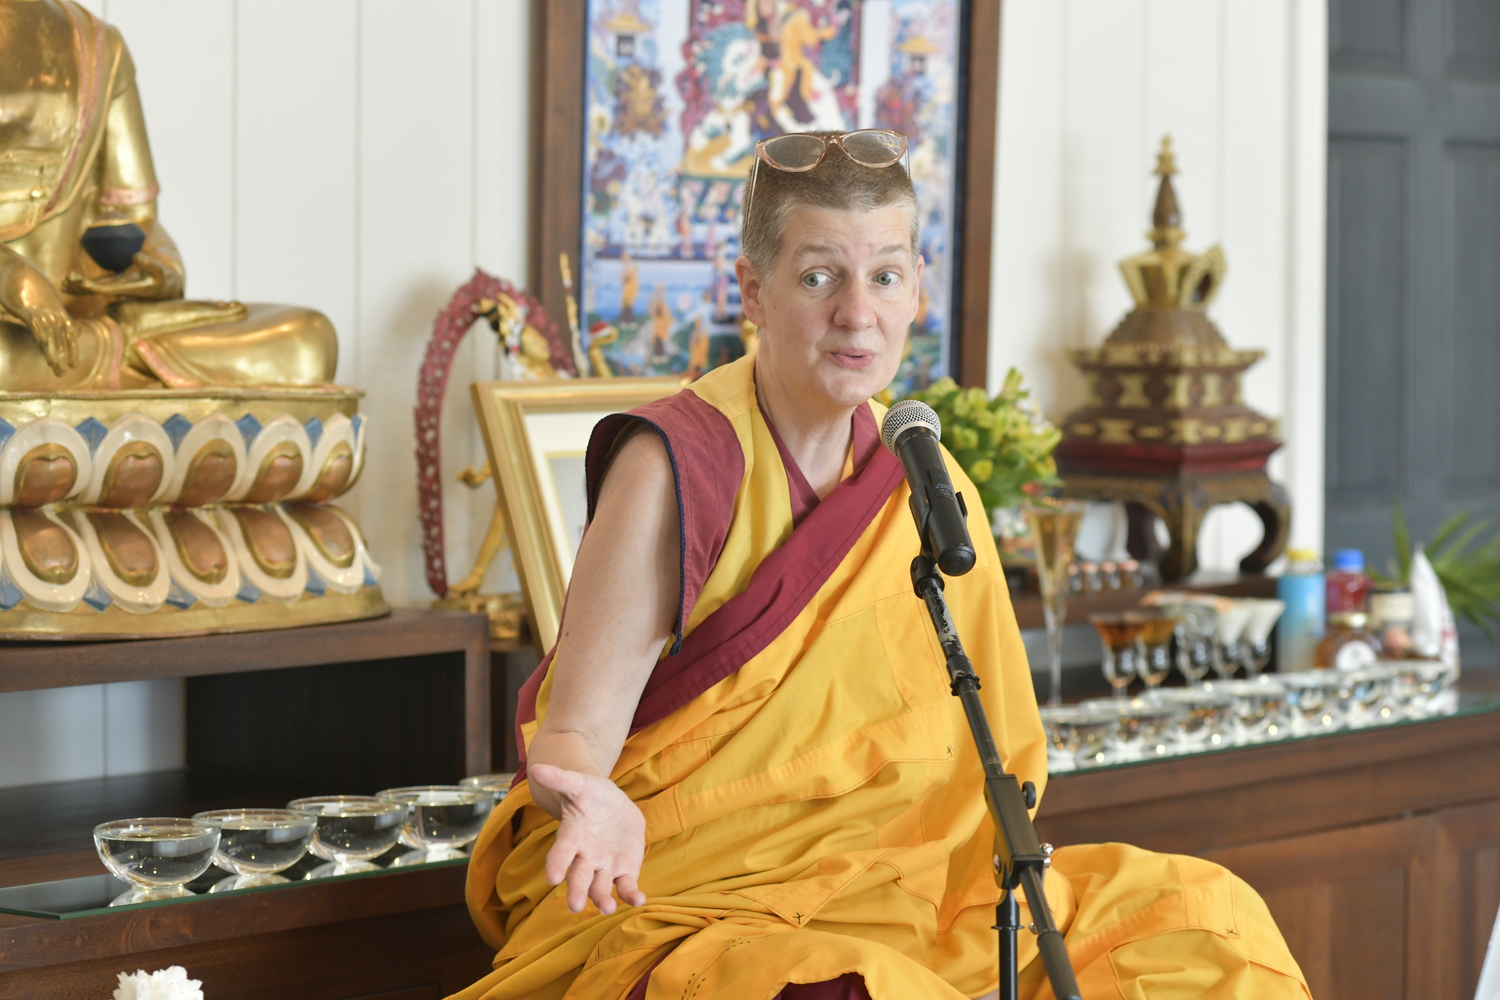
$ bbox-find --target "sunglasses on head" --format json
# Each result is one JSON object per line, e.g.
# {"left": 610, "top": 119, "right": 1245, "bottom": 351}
{"left": 742, "top": 129, "right": 910, "bottom": 225}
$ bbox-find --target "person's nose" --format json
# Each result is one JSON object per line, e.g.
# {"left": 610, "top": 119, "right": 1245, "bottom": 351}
{"left": 832, "top": 278, "right": 878, "bottom": 333}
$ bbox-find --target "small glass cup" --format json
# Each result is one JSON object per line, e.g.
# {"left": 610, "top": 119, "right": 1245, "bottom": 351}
{"left": 94, "top": 817, "right": 220, "bottom": 906}
{"left": 1239, "top": 599, "right": 1286, "bottom": 678}
{"left": 459, "top": 773, "right": 516, "bottom": 804}
{"left": 192, "top": 808, "right": 317, "bottom": 892}
{"left": 376, "top": 785, "right": 494, "bottom": 865}
{"left": 1211, "top": 601, "right": 1255, "bottom": 681}
{"left": 1080, "top": 697, "right": 1176, "bottom": 759}
{"left": 1089, "top": 611, "right": 1147, "bottom": 699}
{"left": 1136, "top": 611, "right": 1179, "bottom": 694}
{"left": 287, "top": 795, "right": 408, "bottom": 878}
{"left": 1203, "top": 677, "right": 1287, "bottom": 742}
{"left": 1278, "top": 671, "right": 1347, "bottom": 734}
{"left": 1149, "top": 687, "right": 1236, "bottom": 751}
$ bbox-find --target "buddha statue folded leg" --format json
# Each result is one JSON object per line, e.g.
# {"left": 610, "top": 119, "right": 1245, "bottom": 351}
{"left": 122, "top": 302, "right": 339, "bottom": 389}
{"left": 0, "top": 315, "right": 143, "bottom": 391}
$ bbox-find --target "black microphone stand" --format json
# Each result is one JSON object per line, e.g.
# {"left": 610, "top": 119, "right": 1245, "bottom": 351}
{"left": 910, "top": 549, "right": 1082, "bottom": 1000}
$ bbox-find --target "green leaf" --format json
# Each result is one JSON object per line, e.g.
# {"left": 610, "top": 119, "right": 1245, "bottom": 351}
{"left": 1392, "top": 502, "right": 1412, "bottom": 584}
{"left": 1428, "top": 511, "right": 1471, "bottom": 554}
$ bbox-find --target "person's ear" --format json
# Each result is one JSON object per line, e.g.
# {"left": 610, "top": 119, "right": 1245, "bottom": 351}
{"left": 736, "top": 256, "right": 767, "bottom": 327}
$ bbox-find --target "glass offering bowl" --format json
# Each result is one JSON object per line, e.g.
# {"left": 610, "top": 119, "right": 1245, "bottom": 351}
{"left": 1390, "top": 659, "right": 1459, "bottom": 718}
{"left": 192, "top": 808, "right": 317, "bottom": 892}
{"left": 1202, "top": 677, "right": 1287, "bottom": 742}
{"left": 1149, "top": 687, "right": 1236, "bottom": 751}
{"left": 1278, "top": 671, "right": 1347, "bottom": 734}
{"left": 1039, "top": 705, "right": 1116, "bottom": 771}
{"left": 94, "top": 817, "right": 221, "bottom": 906}
{"left": 1338, "top": 665, "right": 1396, "bottom": 727}
{"left": 377, "top": 785, "right": 494, "bottom": 865}
{"left": 459, "top": 773, "right": 517, "bottom": 803}
{"left": 287, "top": 795, "right": 408, "bottom": 878}
{"left": 1080, "top": 697, "right": 1176, "bottom": 759}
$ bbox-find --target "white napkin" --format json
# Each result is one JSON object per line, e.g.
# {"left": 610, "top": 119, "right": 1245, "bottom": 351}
{"left": 113, "top": 967, "right": 203, "bottom": 1000}
{"left": 1410, "top": 545, "right": 1461, "bottom": 671}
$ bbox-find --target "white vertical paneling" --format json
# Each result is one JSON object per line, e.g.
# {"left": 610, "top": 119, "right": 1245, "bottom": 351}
{"left": 350, "top": 0, "right": 479, "bottom": 604}
{"left": 102, "top": 0, "right": 236, "bottom": 299}
{"left": 1284, "top": 0, "right": 1329, "bottom": 556}
{"left": 992, "top": 0, "right": 1326, "bottom": 573}
{"left": 472, "top": 0, "right": 532, "bottom": 593}
{"left": 103, "top": 680, "right": 184, "bottom": 775}
{"left": 234, "top": 1, "right": 360, "bottom": 384}
{"left": 0, "top": 687, "right": 104, "bottom": 788}
{"left": 990, "top": 0, "right": 1065, "bottom": 396}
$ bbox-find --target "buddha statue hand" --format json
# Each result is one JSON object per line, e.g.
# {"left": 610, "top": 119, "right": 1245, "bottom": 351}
{"left": 0, "top": 246, "right": 78, "bottom": 376}
{"left": 63, "top": 251, "right": 184, "bottom": 301}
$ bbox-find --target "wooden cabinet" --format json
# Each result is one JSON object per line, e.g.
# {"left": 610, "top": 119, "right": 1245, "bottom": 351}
{"left": 1036, "top": 692, "right": 1500, "bottom": 1000}
{"left": 0, "top": 611, "right": 497, "bottom": 998}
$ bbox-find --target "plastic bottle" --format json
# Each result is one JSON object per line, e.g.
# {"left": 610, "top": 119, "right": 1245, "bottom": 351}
{"left": 1325, "top": 548, "right": 1370, "bottom": 614}
{"left": 1277, "top": 548, "right": 1325, "bottom": 673}
{"left": 1314, "top": 612, "right": 1382, "bottom": 670}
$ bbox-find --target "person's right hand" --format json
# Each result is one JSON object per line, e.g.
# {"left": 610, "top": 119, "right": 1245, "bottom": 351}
{"left": 529, "top": 763, "right": 647, "bottom": 916}
{"left": 0, "top": 255, "right": 77, "bottom": 375}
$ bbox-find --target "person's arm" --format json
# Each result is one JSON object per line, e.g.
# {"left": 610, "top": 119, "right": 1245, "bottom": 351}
{"left": 527, "top": 427, "right": 679, "bottom": 915}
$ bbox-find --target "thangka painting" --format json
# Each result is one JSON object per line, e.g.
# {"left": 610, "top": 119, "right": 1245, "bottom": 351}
{"left": 581, "top": 0, "right": 965, "bottom": 395}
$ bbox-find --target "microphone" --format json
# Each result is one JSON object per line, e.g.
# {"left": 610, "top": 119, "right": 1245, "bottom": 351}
{"left": 881, "top": 400, "right": 976, "bottom": 576}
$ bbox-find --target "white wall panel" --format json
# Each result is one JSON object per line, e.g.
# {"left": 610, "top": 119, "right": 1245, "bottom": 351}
{"left": 0, "top": 687, "right": 105, "bottom": 788}
{"left": 234, "top": 0, "right": 360, "bottom": 384}
{"left": 104, "top": 680, "right": 184, "bottom": 776}
{"left": 471, "top": 0, "right": 532, "bottom": 593}
{"left": 350, "top": 0, "right": 481, "bottom": 605}
{"left": 102, "top": 0, "right": 237, "bottom": 300}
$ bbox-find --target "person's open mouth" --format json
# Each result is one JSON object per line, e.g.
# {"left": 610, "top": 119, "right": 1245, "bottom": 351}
{"left": 829, "top": 350, "right": 876, "bottom": 370}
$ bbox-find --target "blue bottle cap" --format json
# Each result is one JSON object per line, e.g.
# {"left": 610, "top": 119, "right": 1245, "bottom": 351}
{"left": 1332, "top": 548, "right": 1364, "bottom": 572}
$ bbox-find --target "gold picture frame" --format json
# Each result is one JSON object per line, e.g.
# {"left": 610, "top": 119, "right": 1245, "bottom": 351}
{"left": 470, "top": 377, "right": 684, "bottom": 652}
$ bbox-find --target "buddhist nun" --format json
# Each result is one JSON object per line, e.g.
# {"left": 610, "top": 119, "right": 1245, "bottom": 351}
{"left": 454, "top": 130, "right": 1310, "bottom": 1000}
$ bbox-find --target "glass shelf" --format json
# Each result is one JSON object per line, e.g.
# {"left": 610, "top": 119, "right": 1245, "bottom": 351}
{"left": 1050, "top": 690, "right": 1500, "bottom": 777}
{"left": 0, "top": 845, "right": 464, "bottom": 920}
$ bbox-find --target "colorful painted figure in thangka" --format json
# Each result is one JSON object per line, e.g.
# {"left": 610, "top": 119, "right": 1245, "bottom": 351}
{"left": 581, "top": 0, "right": 961, "bottom": 394}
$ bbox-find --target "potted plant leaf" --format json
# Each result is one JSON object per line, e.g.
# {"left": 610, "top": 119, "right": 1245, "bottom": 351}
{"left": 1371, "top": 505, "right": 1500, "bottom": 640}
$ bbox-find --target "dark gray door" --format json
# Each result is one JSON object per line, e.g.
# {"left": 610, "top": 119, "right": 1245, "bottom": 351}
{"left": 1327, "top": 0, "right": 1500, "bottom": 664}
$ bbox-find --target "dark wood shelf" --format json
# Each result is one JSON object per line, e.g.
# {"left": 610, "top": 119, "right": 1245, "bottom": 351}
{"left": 0, "top": 608, "right": 487, "bottom": 693}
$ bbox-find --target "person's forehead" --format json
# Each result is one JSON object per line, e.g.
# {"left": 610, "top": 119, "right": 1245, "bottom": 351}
{"left": 782, "top": 205, "right": 912, "bottom": 259}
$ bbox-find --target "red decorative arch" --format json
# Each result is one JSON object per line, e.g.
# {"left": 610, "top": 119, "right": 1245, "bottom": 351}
{"left": 415, "top": 269, "right": 571, "bottom": 597}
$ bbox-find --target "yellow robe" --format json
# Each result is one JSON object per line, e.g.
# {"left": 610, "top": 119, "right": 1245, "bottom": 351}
{"left": 457, "top": 356, "right": 1309, "bottom": 1000}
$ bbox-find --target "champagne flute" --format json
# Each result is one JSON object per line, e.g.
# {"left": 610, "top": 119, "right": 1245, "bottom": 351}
{"left": 1025, "top": 501, "right": 1087, "bottom": 706}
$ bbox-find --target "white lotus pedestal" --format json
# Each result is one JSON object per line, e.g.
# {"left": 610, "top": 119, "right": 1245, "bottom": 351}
{"left": 0, "top": 389, "right": 386, "bottom": 639}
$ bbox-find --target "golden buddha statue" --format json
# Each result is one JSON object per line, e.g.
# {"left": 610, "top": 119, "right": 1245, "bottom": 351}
{"left": 0, "top": 0, "right": 384, "bottom": 639}
{"left": 0, "top": 0, "right": 336, "bottom": 391}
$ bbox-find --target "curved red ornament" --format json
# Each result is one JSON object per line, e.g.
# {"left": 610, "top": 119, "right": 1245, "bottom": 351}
{"left": 415, "top": 269, "right": 570, "bottom": 598}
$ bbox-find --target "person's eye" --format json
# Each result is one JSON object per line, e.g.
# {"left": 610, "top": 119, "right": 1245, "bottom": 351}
{"left": 874, "top": 270, "right": 901, "bottom": 287}
{"left": 802, "top": 272, "right": 832, "bottom": 288}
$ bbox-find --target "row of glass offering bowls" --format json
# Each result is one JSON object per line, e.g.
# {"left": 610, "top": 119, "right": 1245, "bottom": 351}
{"left": 1040, "top": 659, "right": 1460, "bottom": 772}
{"left": 92, "top": 773, "right": 515, "bottom": 906}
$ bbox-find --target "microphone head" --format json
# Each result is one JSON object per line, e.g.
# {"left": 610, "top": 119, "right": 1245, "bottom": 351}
{"left": 881, "top": 399, "right": 942, "bottom": 454}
